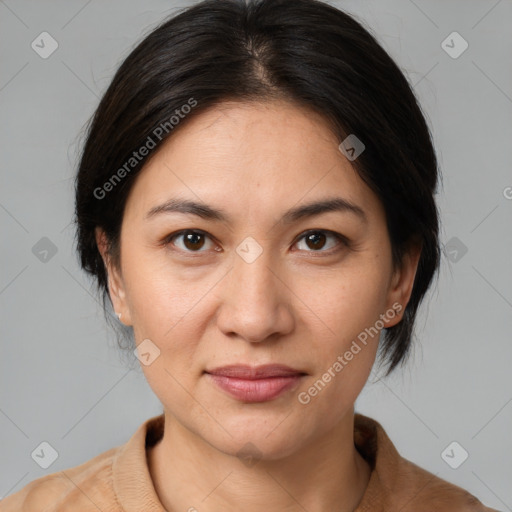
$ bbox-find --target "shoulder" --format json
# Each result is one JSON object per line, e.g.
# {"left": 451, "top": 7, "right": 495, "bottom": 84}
{"left": 0, "top": 446, "right": 120, "bottom": 512}
{"left": 353, "top": 413, "right": 501, "bottom": 512}
{"left": 395, "top": 457, "right": 500, "bottom": 512}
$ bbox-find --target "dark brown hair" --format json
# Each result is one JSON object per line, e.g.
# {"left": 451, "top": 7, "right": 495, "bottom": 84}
{"left": 74, "top": 0, "right": 440, "bottom": 376}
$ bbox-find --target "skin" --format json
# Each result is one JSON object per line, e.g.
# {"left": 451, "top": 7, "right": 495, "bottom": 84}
{"left": 96, "top": 99, "right": 420, "bottom": 512}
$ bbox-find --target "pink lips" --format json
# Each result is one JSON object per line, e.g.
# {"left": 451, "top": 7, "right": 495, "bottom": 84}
{"left": 205, "top": 364, "right": 306, "bottom": 402}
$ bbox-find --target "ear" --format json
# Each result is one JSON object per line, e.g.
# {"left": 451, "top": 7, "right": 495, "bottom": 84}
{"left": 383, "top": 242, "right": 422, "bottom": 328}
{"left": 95, "top": 227, "right": 133, "bottom": 326}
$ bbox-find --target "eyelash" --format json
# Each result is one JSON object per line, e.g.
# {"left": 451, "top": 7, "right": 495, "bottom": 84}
{"left": 162, "top": 229, "right": 349, "bottom": 256}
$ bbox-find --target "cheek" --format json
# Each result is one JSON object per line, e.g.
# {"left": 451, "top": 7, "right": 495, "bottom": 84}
{"left": 296, "top": 289, "right": 382, "bottom": 426}
{"left": 120, "top": 244, "right": 213, "bottom": 389}
{"left": 292, "top": 257, "right": 391, "bottom": 407}
{"left": 296, "top": 257, "right": 391, "bottom": 341}
{"left": 121, "top": 241, "right": 204, "bottom": 333}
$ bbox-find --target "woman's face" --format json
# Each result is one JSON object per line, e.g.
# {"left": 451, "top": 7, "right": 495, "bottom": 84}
{"left": 97, "top": 100, "right": 418, "bottom": 459}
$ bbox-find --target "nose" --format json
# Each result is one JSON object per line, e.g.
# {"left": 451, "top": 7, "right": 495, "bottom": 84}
{"left": 215, "top": 245, "right": 295, "bottom": 344}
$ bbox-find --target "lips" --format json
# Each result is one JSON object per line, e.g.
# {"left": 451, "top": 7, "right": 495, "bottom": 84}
{"left": 205, "top": 364, "right": 306, "bottom": 402}
{"left": 206, "top": 364, "right": 306, "bottom": 379}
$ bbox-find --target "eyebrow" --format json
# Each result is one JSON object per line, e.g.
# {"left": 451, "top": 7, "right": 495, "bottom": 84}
{"left": 145, "top": 196, "right": 367, "bottom": 225}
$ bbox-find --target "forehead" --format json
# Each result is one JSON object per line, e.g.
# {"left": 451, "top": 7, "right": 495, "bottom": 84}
{"left": 122, "top": 100, "right": 384, "bottom": 226}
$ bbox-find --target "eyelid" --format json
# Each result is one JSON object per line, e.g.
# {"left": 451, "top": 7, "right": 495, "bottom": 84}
{"left": 163, "top": 228, "right": 349, "bottom": 255}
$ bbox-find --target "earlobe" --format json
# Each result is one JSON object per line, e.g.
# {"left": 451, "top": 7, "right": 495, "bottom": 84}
{"left": 94, "top": 227, "right": 132, "bottom": 326}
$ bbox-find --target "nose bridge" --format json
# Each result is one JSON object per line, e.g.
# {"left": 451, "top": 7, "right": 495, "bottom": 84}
{"left": 216, "top": 235, "right": 293, "bottom": 342}
{"left": 232, "top": 235, "right": 279, "bottom": 306}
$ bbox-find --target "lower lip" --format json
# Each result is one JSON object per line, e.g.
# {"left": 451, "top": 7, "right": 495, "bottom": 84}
{"left": 206, "top": 374, "right": 304, "bottom": 402}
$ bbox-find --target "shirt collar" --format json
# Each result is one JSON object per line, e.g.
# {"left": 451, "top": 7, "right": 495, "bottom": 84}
{"left": 113, "top": 413, "right": 166, "bottom": 512}
{"left": 113, "top": 411, "right": 399, "bottom": 512}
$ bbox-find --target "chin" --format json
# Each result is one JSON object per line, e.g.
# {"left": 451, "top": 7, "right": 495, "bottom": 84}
{"left": 201, "top": 411, "right": 309, "bottom": 462}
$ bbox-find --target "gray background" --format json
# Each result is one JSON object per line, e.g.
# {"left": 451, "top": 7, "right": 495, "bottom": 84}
{"left": 1, "top": 0, "right": 511, "bottom": 509}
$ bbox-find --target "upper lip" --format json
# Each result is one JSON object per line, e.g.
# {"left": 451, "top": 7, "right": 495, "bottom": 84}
{"left": 205, "top": 364, "right": 306, "bottom": 379}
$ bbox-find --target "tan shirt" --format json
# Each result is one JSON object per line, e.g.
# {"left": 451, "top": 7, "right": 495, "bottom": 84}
{"left": 0, "top": 413, "right": 500, "bottom": 511}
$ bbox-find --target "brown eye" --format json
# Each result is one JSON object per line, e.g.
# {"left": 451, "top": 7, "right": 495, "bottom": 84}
{"left": 295, "top": 230, "right": 347, "bottom": 254}
{"left": 164, "top": 229, "right": 347, "bottom": 256}
{"left": 304, "top": 232, "right": 327, "bottom": 250}
{"left": 183, "top": 231, "right": 205, "bottom": 250}
{"left": 166, "top": 230, "right": 216, "bottom": 252}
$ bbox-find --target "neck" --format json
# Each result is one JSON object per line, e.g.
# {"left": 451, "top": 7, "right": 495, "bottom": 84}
{"left": 148, "top": 407, "right": 372, "bottom": 512}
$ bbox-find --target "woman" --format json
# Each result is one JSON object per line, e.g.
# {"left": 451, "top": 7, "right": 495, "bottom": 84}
{"left": 1, "top": 0, "right": 501, "bottom": 510}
